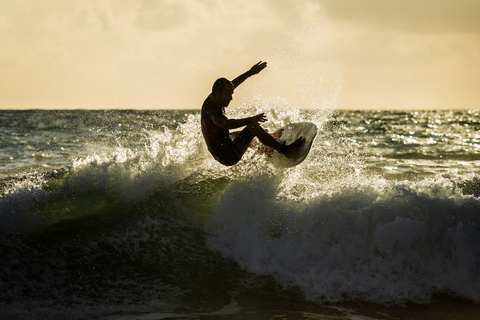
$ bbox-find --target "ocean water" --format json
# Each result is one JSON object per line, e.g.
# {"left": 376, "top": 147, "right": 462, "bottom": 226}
{"left": 1, "top": 108, "right": 480, "bottom": 320}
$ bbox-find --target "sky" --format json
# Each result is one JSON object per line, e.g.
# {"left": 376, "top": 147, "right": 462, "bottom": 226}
{"left": 0, "top": 0, "right": 479, "bottom": 110}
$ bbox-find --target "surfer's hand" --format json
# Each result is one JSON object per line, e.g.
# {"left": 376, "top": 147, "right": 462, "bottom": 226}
{"left": 251, "top": 113, "right": 267, "bottom": 123}
{"left": 249, "top": 61, "right": 267, "bottom": 75}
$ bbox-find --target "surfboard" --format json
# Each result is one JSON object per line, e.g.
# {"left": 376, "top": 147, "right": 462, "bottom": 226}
{"left": 265, "top": 122, "right": 317, "bottom": 167}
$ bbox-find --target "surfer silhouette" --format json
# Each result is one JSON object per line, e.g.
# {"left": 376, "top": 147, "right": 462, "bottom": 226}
{"left": 201, "top": 61, "right": 304, "bottom": 166}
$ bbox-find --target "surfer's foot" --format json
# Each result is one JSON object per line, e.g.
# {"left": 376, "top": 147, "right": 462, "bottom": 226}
{"left": 284, "top": 137, "right": 305, "bottom": 158}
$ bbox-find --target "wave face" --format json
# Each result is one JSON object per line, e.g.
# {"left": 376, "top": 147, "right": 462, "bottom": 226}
{"left": 1, "top": 109, "right": 480, "bottom": 319}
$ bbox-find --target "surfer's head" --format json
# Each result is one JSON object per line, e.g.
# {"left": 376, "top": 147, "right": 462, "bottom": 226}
{"left": 212, "top": 78, "right": 234, "bottom": 107}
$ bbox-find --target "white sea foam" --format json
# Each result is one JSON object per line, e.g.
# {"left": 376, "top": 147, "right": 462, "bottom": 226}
{"left": 205, "top": 169, "right": 480, "bottom": 304}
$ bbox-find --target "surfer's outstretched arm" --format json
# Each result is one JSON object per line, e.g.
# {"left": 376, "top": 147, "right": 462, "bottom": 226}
{"left": 231, "top": 61, "right": 267, "bottom": 88}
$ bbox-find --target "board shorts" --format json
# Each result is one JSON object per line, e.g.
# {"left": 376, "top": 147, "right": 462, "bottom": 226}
{"left": 208, "top": 127, "right": 255, "bottom": 166}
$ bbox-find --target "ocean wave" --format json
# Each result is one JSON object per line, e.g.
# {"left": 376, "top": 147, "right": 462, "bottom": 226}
{"left": 2, "top": 108, "right": 480, "bottom": 319}
{"left": 205, "top": 176, "right": 480, "bottom": 304}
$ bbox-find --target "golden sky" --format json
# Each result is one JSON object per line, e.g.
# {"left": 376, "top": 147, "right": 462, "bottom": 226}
{"left": 0, "top": 0, "right": 479, "bottom": 110}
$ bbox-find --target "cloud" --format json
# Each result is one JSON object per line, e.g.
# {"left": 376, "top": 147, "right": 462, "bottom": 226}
{"left": 133, "top": 0, "right": 189, "bottom": 30}
{"left": 1, "top": 0, "right": 478, "bottom": 110}
{"left": 322, "top": 0, "right": 480, "bottom": 109}
{"left": 335, "top": 27, "right": 480, "bottom": 67}
{"left": 0, "top": 0, "right": 342, "bottom": 109}
{"left": 327, "top": 0, "right": 480, "bottom": 34}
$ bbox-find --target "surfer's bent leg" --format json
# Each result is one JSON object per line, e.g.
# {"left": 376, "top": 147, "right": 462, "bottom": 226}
{"left": 232, "top": 127, "right": 256, "bottom": 159}
{"left": 245, "top": 122, "right": 304, "bottom": 158}
{"left": 245, "top": 122, "right": 283, "bottom": 151}
{"left": 208, "top": 133, "right": 244, "bottom": 166}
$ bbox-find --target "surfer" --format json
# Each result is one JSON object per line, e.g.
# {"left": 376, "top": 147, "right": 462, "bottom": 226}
{"left": 201, "top": 61, "right": 304, "bottom": 166}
